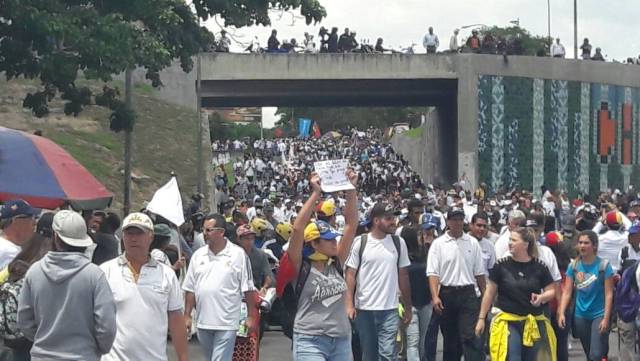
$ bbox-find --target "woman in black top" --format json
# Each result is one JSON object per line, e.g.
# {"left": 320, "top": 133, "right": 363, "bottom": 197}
{"left": 401, "top": 225, "right": 431, "bottom": 361}
{"left": 475, "top": 227, "right": 556, "bottom": 361}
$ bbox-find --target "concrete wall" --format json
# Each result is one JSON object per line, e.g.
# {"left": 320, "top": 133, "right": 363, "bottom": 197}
{"left": 127, "top": 53, "right": 640, "bottom": 190}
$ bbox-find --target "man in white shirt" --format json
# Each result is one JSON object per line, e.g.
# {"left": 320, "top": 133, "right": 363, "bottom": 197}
{"left": 468, "top": 212, "right": 496, "bottom": 276}
{"left": 183, "top": 214, "right": 257, "bottom": 361}
{"left": 0, "top": 199, "right": 38, "bottom": 268}
{"left": 427, "top": 207, "right": 485, "bottom": 361}
{"left": 551, "top": 38, "right": 566, "bottom": 58}
{"left": 598, "top": 211, "right": 629, "bottom": 272}
{"left": 101, "top": 213, "right": 187, "bottom": 361}
{"left": 422, "top": 27, "right": 439, "bottom": 54}
{"left": 345, "top": 203, "right": 412, "bottom": 361}
{"left": 494, "top": 209, "right": 526, "bottom": 258}
{"left": 449, "top": 29, "right": 460, "bottom": 52}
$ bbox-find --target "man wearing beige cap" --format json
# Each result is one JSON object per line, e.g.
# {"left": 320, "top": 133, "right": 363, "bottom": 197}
{"left": 17, "top": 210, "right": 117, "bottom": 361}
{"left": 100, "top": 212, "right": 188, "bottom": 361}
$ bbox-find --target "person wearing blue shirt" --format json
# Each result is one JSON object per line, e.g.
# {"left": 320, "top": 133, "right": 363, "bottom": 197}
{"left": 558, "top": 230, "right": 614, "bottom": 361}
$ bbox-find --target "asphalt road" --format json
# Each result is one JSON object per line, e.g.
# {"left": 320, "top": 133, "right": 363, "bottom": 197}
{"left": 168, "top": 329, "right": 624, "bottom": 360}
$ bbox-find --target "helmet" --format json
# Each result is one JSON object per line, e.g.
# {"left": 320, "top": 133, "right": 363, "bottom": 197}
{"left": 276, "top": 222, "right": 293, "bottom": 241}
{"left": 251, "top": 218, "right": 269, "bottom": 234}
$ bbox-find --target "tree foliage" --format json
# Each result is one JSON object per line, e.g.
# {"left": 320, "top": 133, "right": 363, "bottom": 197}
{"left": 275, "top": 107, "right": 427, "bottom": 132}
{"left": 1, "top": 0, "right": 326, "bottom": 131}
{"left": 478, "top": 26, "right": 549, "bottom": 56}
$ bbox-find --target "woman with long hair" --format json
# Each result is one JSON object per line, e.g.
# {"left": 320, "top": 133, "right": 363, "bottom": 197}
{"left": 286, "top": 170, "right": 358, "bottom": 361}
{"left": 558, "top": 230, "right": 614, "bottom": 361}
{"left": 475, "top": 227, "right": 556, "bottom": 361}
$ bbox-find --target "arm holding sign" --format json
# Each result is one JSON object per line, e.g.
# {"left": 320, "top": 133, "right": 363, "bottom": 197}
{"left": 288, "top": 173, "right": 323, "bottom": 271}
{"left": 338, "top": 169, "right": 359, "bottom": 265}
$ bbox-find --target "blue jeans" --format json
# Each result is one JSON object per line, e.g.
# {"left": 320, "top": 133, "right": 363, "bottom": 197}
{"left": 506, "top": 320, "right": 546, "bottom": 361}
{"left": 197, "top": 328, "right": 237, "bottom": 361}
{"left": 573, "top": 316, "right": 610, "bottom": 361}
{"left": 354, "top": 309, "right": 400, "bottom": 361}
{"left": 406, "top": 304, "right": 433, "bottom": 361}
{"left": 293, "top": 333, "right": 351, "bottom": 361}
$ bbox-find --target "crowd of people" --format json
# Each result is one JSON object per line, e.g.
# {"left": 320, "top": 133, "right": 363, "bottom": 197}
{"left": 4, "top": 126, "right": 640, "bottom": 361}
{"left": 206, "top": 24, "right": 640, "bottom": 63}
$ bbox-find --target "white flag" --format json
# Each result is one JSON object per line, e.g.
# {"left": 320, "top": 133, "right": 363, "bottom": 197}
{"left": 146, "top": 177, "right": 185, "bottom": 227}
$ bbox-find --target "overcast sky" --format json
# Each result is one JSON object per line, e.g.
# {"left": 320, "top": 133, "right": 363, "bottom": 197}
{"left": 203, "top": 0, "right": 640, "bottom": 127}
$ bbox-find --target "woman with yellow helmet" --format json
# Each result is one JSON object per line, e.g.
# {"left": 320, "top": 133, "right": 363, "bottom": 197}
{"left": 287, "top": 170, "right": 359, "bottom": 361}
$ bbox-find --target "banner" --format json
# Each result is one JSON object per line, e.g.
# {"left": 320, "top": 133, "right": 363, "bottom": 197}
{"left": 298, "top": 118, "right": 312, "bottom": 138}
{"left": 312, "top": 121, "right": 321, "bottom": 139}
{"left": 146, "top": 177, "right": 185, "bottom": 226}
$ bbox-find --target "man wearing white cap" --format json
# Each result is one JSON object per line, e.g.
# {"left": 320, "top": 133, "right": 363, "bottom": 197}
{"left": 17, "top": 210, "right": 116, "bottom": 361}
{"left": 100, "top": 212, "right": 188, "bottom": 361}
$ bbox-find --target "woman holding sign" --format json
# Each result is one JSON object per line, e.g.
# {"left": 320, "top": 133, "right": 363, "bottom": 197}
{"left": 287, "top": 169, "right": 359, "bottom": 361}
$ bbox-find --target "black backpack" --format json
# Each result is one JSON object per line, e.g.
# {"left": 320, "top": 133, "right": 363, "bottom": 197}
{"left": 280, "top": 258, "right": 343, "bottom": 339}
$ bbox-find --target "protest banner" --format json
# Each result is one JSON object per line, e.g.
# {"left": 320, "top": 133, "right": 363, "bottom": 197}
{"left": 313, "top": 159, "right": 355, "bottom": 193}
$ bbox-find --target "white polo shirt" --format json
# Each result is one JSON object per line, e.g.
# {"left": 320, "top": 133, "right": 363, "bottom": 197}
{"left": 345, "top": 233, "right": 411, "bottom": 311}
{"left": 426, "top": 232, "right": 485, "bottom": 293}
{"left": 182, "top": 241, "right": 254, "bottom": 330}
{"left": 100, "top": 255, "right": 183, "bottom": 361}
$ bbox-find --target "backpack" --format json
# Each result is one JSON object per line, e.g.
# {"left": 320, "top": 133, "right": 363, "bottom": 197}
{"left": 0, "top": 279, "right": 30, "bottom": 349}
{"left": 278, "top": 254, "right": 343, "bottom": 339}
{"left": 615, "top": 260, "right": 640, "bottom": 323}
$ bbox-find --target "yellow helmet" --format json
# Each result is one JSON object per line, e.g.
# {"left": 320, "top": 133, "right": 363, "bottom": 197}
{"left": 276, "top": 222, "right": 293, "bottom": 241}
{"left": 250, "top": 218, "right": 269, "bottom": 234}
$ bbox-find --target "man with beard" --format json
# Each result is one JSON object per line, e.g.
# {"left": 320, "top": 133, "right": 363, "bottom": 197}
{"left": 345, "top": 203, "right": 412, "bottom": 361}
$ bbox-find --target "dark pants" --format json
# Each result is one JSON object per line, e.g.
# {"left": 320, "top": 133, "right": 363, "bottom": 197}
{"left": 424, "top": 310, "right": 440, "bottom": 361}
{"left": 551, "top": 309, "right": 571, "bottom": 361}
{"left": 439, "top": 286, "right": 485, "bottom": 361}
{"left": 426, "top": 46, "right": 436, "bottom": 54}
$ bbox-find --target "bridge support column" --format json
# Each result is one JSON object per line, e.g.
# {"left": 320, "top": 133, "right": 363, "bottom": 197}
{"left": 456, "top": 57, "right": 479, "bottom": 190}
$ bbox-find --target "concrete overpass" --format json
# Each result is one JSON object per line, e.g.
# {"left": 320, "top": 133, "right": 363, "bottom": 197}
{"left": 144, "top": 53, "right": 640, "bottom": 195}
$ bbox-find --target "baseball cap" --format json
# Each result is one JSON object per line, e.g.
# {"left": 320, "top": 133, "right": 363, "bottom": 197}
{"left": 508, "top": 210, "right": 526, "bottom": 221}
{"left": 303, "top": 221, "right": 340, "bottom": 242}
{"left": 0, "top": 199, "right": 40, "bottom": 220}
{"left": 36, "top": 212, "right": 54, "bottom": 238}
{"left": 370, "top": 203, "right": 401, "bottom": 220}
{"left": 606, "top": 211, "right": 623, "bottom": 226}
{"left": 447, "top": 207, "right": 465, "bottom": 219}
{"left": 122, "top": 212, "right": 154, "bottom": 232}
{"left": 153, "top": 223, "right": 172, "bottom": 238}
{"left": 236, "top": 224, "right": 257, "bottom": 238}
{"left": 629, "top": 222, "right": 640, "bottom": 235}
{"left": 545, "top": 231, "right": 564, "bottom": 248}
{"left": 422, "top": 214, "right": 439, "bottom": 230}
{"left": 316, "top": 200, "right": 336, "bottom": 217}
{"left": 52, "top": 210, "right": 93, "bottom": 247}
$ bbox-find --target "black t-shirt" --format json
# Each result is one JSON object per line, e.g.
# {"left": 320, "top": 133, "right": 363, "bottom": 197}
{"left": 489, "top": 257, "right": 554, "bottom": 316}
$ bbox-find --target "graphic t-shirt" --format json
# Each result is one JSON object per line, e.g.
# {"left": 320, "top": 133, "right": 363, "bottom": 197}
{"left": 489, "top": 257, "right": 554, "bottom": 316}
{"left": 566, "top": 257, "right": 614, "bottom": 319}
{"left": 293, "top": 264, "right": 350, "bottom": 338}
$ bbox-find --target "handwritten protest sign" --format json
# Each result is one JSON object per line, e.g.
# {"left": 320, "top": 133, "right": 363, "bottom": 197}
{"left": 314, "top": 159, "right": 355, "bottom": 193}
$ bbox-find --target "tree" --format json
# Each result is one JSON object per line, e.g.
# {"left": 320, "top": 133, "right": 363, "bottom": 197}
{"left": 1, "top": 0, "right": 326, "bottom": 130}
{"left": 477, "top": 26, "right": 548, "bottom": 56}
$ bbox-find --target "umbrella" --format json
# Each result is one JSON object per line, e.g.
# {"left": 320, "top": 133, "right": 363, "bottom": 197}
{"left": 0, "top": 127, "right": 113, "bottom": 210}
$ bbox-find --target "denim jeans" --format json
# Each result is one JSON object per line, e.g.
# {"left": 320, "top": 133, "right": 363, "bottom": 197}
{"left": 293, "top": 333, "right": 352, "bottom": 361}
{"left": 506, "top": 320, "right": 546, "bottom": 361}
{"left": 197, "top": 328, "right": 237, "bottom": 361}
{"left": 354, "top": 309, "right": 400, "bottom": 361}
{"left": 572, "top": 316, "right": 610, "bottom": 361}
{"left": 406, "top": 304, "right": 433, "bottom": 361}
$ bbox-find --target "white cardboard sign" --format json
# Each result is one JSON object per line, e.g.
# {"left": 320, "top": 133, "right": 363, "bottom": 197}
{"left": 314, "top": 159, "right": 355, "bottom": 193}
